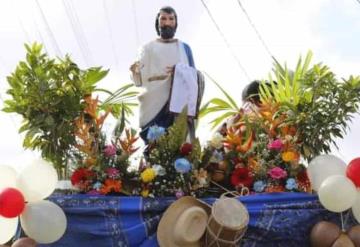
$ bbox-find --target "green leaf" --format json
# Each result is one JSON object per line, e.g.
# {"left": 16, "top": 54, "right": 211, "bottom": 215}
{"left": 202, "top": 71, "right": 239, "bottom": 110}
{"left": 83, "top": 67, "right": 109, "bottom": 85}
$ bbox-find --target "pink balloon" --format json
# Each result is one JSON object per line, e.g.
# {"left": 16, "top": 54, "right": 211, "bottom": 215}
{"left": 0, "top": 188, "right": 25, "bottom": 218}
{"left": 11, "top": 238, "right": 37, "bottom": 247}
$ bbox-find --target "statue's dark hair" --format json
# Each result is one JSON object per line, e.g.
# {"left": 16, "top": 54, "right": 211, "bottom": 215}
{"left": 155, "top": 6, "right": 178, "bottom": 35}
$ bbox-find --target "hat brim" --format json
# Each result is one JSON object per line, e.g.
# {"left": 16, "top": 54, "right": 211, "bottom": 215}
{"left": 157, "top": 196, "right": 211, "bottom": 247}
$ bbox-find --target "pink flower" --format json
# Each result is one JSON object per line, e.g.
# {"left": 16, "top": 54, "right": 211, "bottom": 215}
{"left": 104, "top": 145, "right": 117, "bottom": 157}
{"left": 268, "top": 167, "right": 287, "bottom": 180}
{"left": 106, "top": 168, "right": 120, "bottom": 178}
{"left": 175, "top": 190, "right": 184, "bottom": 199}
{"left": 267, "top": 139, "right": 283, "bottom": 151}
{"left": 87, "top": 190, "right": 101, "bottom": 195}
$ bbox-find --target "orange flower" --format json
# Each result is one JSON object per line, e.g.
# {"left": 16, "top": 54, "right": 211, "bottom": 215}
{"left": 223, "top": 124, "right": 254, "bottom": 153}
{"left": 100, "top": 179, "right": 122, "bottom": 194}
{"left": 247, "top": 157, "right": 261, "bottom": 173}
{"left": 265, "top": 184, "right": 285, "bottom": 193}
{"left": 84, "top": 96, "right": 98, "bottom": 119}
{"left": 85, "top": 157, "right": 97, "bottom": 167}
{"left": 281, "top": 150, "right": 300, "bottom": 162}
{"left": 118, "top": 128, "right": 139, "bottom": 155}
{"left": 281, "top": 125, "right": 297, "bottom": 137}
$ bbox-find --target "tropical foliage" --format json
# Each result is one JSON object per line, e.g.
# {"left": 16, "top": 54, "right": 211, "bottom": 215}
{"left": 3, "top": 43, "right": 138, "bottom": 178}
{"left": 199, "top": 72, "right": 240, "bottom": 129}
{"left": 200, "top": 51, "right": 360, "bottom": 193}
{"left": 259, "top": 51, "right": 360, "bottom": 160}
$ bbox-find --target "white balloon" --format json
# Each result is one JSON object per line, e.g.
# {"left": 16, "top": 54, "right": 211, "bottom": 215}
{"left": 0, "top": 166, "right": 17, "bottom": 191}
{"left": 308, "top": 154, "right": 346, "bottom": 191}
{"left": 318, "top": 175, "right": 357, "bottom": 213}
{"left": 16, "top": 159, "right": 58, "bottom": 202}
{"left": 20, "top": 201, "right": 67, "bottom": 244}
{"left": 0, "top": 216, "right": 18, "bottom": 244}
{"left": 351, "top": 191, "right": 360, "bottom": 224}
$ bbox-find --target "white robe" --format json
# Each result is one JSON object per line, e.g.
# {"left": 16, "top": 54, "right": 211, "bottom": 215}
{"left": 131, "top": 39, "right": 189, "bottom": 127}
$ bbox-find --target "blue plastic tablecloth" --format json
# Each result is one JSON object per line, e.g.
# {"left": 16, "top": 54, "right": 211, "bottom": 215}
{"left": 38, "top": 193, "right": 356, "bottom": 247}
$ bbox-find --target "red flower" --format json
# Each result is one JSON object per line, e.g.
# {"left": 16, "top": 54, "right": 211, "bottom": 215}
{"left": 71, "top": 168, "right": 95, "bottom": 185}
{"left": 231, "top": 167, "right": 254, "bottom": 188}
{"left": 180, "top": 143, "right": 193, "bottom": 156}
{"left": 297, "top": 170, "right": 311, "bottom": 192}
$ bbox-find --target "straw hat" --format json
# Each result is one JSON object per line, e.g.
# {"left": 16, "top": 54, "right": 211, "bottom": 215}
{"left": 157, "top": 196, "right": 211, "bottom": 247}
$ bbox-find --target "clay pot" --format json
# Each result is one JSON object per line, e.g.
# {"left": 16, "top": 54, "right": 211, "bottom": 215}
{"left": 211, "top": 170, "right": 225, "bottom": 182}
{"left": 11, "top": 238, "right": 37, "bottom": 247}
{"left": 332, "top": 233, "right": 355, "bottom": 247}
{"left": 348, "top": 225, "right": 360, "bottom": 247}
{"left": 310, "top": 221, "right": 341, "bottom": 247}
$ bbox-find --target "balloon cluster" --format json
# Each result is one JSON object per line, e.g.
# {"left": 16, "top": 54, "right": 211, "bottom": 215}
{"left": 308, "top": 155, "right": 360, "bottom": 247}
{"left": 308, "top": 155, "right": 360, "bottom": 218}
{"left": 0, "top": 159, "right": 67, "bottom": 245}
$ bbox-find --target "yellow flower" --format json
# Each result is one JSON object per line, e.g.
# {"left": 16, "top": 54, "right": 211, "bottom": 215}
{"left": 141, "top": 168, "right": 156, "bottom": 183}
{"left": 141, "top": 189, "right": 150, "bottom": 197}
{"left": 281, "top": 150, "right": 299, "bottom": 162}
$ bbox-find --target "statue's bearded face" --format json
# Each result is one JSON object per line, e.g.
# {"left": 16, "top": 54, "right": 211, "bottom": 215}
{"left": 158, "top": 11, "right": 176, "bottom": 39}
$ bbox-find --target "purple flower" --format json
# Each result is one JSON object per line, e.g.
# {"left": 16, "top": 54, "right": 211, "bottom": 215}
{"left": 174, "top": 158, "right": 192, "bottom": 174}
{"left": 175, "top": 190, "right": 184, "bottom": 199}
{"left": 267, "top": 139, "right": 283, "bottom": 151}
{"left": 104, "top": 145, "right": 117, "bottom": 157}
{"left": 87, "top": 190, "right": 101, "bottom": 195}
{"left": 268, "top": 167, "right": 287, "bottom": 180}
{"left": 106, "top": 168, "right": 120, "bottom": 179}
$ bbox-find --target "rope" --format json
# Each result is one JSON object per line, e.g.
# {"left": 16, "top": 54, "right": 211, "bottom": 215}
{"left": 62, "top": 0, "right": 92, "bottom": 65}
{"left": 35, "top": 0, "right": 63, "bottom": 56}
{"left": 235, "top": 0, "right": 276, "bottom": 61}
{"left": 200, "top": 0, "right": 251, "bottom": 80}
{"left": 103, "top": 0, "right": 120, "bottom": 66}
{"left": 131, "top": 0, "right": 141, "bottom": 47}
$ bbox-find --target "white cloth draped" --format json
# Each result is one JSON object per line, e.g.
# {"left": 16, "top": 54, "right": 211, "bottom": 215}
{"left": 169, "top": 63, "right": 198, "bottom": 117}
{"left": 131, "top": 40, "right": 189, "bottom": 127}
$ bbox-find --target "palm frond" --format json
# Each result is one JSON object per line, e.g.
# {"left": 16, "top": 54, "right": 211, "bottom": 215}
{"left": 199, "top": 71, "right": 241, "bottom": 129}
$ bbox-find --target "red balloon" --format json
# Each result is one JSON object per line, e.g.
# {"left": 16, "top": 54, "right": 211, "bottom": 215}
{"left": 346, "top": 158, "right": 360, "bottom": 187}
{"left": 0, "top": 187, "right": 25, "bottom": 218}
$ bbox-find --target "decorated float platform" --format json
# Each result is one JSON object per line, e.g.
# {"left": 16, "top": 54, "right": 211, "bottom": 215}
{"left": 1, "top": 44, "right": 360, "bottom": 246}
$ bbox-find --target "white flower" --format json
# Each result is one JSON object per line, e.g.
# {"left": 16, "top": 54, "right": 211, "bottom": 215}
{"left": 210, "top": 132, "right": 224, "bottom": 149}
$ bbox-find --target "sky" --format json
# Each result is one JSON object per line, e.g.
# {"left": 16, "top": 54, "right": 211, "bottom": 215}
{"left": 0, "top": 0, "right": 359, "bottom": 170}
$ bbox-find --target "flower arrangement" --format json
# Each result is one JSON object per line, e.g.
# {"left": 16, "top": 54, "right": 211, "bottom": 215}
{"left": 201, "top": 51, "right": 360, "bottom": 194}
{"left": 137, "top": 109, "right": 209, "bottom": 197}
{"left": 202, "top": 109, "right": 311, "bottom": 194}
{"left": 70, "top": 95, "right": 139, "bottom": 195}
